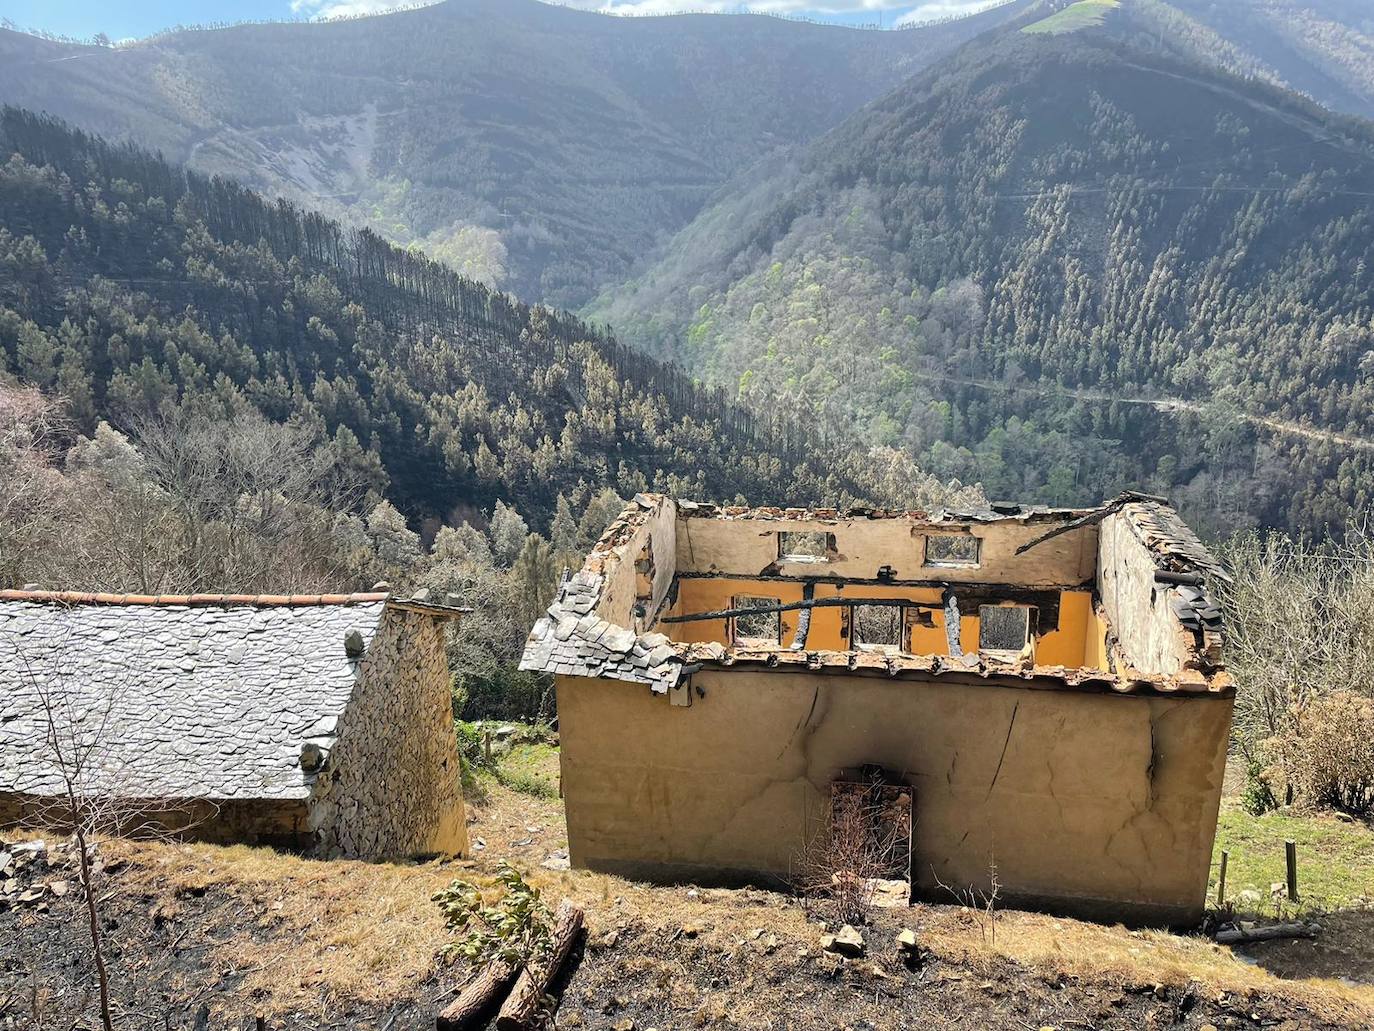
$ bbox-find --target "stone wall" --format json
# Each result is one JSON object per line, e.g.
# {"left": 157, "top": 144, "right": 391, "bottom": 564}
{"left": 0, "top": 792, "right": 309, "bottom": 848}
{"left": 307, "top": 609, "right": 468, "bottom": 858}
{"left": 1098, "top": 511, "right": 1195, "bottom": 676}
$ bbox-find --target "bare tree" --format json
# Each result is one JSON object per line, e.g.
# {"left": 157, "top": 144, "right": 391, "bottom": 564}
{"left": 1216, "top": 526, "right": 1374, "bottom": 746}
{"left": 130, "top": 409, "right": 364, "bottom": 593}
{"left": 9, "top": 625, "right": 214, "bottom": 1031}
{"left": 0, "top": 383, "right": 75, "bottom": 585}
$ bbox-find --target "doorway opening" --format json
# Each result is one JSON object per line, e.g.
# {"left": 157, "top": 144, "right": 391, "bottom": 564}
{"left": 827, "top": 766, "right": 913, "bottom": 913}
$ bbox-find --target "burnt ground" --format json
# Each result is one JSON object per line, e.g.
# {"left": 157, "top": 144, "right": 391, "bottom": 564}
{"left": 2, "top": 826, "right": 1371, "bottom": 1031}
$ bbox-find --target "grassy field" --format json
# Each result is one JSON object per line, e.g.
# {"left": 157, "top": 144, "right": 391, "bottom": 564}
{"left": 492, "top": 739, "right": 561, "bottom": 799}
{"left": 1022, "top": 0, "right": 1120, "bottom": 35}
{"left": 1210, "top": 799, "right": 1374, "bottom": 918}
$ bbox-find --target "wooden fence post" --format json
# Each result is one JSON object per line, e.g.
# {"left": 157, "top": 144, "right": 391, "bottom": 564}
{"left": 1217, "top": 850, "right": 1228, "bottom": 906}
{"left": 1285, "top": 840, "right": 1299, "bottom": 902}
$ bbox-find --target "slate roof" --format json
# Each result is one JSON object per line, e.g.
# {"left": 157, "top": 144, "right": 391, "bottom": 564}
{"left": 519, "top": 570, "right": 684, "bottom": 693}
{"left": 0, "top": 593, "right": 392, "bottom": 802}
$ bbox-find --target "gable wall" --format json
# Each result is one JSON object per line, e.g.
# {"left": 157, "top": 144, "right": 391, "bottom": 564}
{"left": 307, "top": 609, "right": 468, "bottom": 858}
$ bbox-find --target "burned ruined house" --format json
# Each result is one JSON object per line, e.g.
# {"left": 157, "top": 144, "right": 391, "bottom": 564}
{"left": 0, "top": 590, "right": 469, "bottom": 859}
{"left": 521, "top": 494, "right": 1232, "bottom": 926}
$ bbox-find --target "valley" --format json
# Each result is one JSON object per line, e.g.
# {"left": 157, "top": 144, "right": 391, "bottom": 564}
{"left": 0, "top": 0, "right": 1038, "bottom": 306}
{"left": 5, "top": 2, "right": 1374, "bottom": 1029}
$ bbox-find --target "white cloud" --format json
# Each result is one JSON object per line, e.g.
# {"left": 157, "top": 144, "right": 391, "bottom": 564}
{"left": 289, "top": 0, "right": 425, "bottom": 20}
{"left": 894, "top": 0, "right": 1004, "bottom": 26}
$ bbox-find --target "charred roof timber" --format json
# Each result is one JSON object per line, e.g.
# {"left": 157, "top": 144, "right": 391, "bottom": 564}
{"left": 519, "top": 494, "right": 1231, "bottom": 698}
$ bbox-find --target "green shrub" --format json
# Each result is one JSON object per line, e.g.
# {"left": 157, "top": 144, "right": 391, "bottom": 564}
{"left": 432, "top": 862, "right": 553, "bottom": 966}
{"left": 1241, "top": 756, "right": 1278, "bottom": 816}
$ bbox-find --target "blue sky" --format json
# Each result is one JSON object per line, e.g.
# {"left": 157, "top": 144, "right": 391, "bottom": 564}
{"left": 1, "top": 0, "right": 1005, "bottom": 41}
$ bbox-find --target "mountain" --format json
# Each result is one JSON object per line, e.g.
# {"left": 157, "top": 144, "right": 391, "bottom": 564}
{"left": 0, "top": 107, "right": 972, "bottom": 534}
{"left": 0, "top": 0, "right": 1035, "bottom": 308}
{"left": 588, "top": 0, "right": 1374, "bottom": 537}
{"left": 1139, "top": 0, "right": 1374, "bottom": 121}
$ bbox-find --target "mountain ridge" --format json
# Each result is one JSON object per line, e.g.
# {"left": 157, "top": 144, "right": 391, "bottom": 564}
{"left": 588, "top": 4, "right": 1374, "bottom": 535}
{"left": 0, "top": 0, "right": 1038, "bottom": 307}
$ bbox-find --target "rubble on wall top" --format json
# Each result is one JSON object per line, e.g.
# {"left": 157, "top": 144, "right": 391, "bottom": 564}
{"left": 1124, "top": 503, "right": 1229, "bottom": 582}
{"left": 674, "top": 498, "right": 1093, "bottom": 525}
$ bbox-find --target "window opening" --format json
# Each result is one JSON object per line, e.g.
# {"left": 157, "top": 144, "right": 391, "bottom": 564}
{"left": 731, "top": 596, "right": 782, "bottom": 645}
{"left": 924, "top": 534, "right": 981, "bottom": 569}
{"left": 779, "top": 531, "right": 831, "bottom": 564}
{"left": 852, "top": 604, "right": 904, "bottom": 651}
{"left": 979, "top": 605, "right": 1031, "bottom": 653}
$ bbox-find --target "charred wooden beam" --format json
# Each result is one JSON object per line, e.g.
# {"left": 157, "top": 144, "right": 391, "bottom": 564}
{"left": 1014, "top": 491, "right": 1170, "bottom": 556}
{"left": 662, "top": 596, "right": 926, "bottom": 624}
{"left": 790, "top": 581, "right": 817, "bottom": 651}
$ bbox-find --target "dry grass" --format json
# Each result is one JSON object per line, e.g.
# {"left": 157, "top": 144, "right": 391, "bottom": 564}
{"left": 917, "top": 906, "right": 1374, "bottom": 1024}
{"left": 97, "top": 773, "right": 570, "bottom": 1016}
{"left": 31, "top": 775, "right": 1374, "bottom": 1024}
{"left": 111, "top": 837, "right": 461, "bottom": 1012}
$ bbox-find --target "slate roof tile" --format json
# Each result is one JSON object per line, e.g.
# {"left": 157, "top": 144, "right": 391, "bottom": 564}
{"left": 0, "top": 596, "right": 391, "bottom": 802}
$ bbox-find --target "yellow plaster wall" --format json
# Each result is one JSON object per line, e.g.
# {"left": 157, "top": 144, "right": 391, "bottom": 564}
{"left": 556, "top": 671, "right": 1232, "bottom": 926}
{"left": 667, "top": 580, "right": 1101, "bottom": 668}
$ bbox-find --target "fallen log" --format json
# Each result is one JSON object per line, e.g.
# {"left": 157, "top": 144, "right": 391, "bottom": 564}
{"left": 496, "top": 900, "right": 585, "bottom": 1031}
{"left": 1215, "top": 921, "right": 1321, "bottom": 946}
{"left": 436, "top": 958, "right": 519, "bottom": 1031}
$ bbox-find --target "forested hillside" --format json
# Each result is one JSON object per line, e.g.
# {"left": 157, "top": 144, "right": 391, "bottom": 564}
{"left": 590, "top": 0, "right": 1374, "bottom": 537}
{"left": 1137, "top": 0, "right": 1374, "bottom": 120}
{"left": 0, "top": 107, "right": 969, "bottom": 538}
{"left": 0, "top": 0, "right": 1034, "bottom": 307}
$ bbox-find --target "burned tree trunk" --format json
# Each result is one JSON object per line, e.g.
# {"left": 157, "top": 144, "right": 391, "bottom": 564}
{"left": 496, "top": 900, "right": 585, "bottom": 1031}
{"left": 435, "top": 959, "right": 519, "bottom": 1031}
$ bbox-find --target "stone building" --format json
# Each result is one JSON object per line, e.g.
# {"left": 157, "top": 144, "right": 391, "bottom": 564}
{"left": 522, "top": 493, "right": 1232, "bottom": 926}
{"left": 0, "top": 590, "right": 469, "bottom": 859}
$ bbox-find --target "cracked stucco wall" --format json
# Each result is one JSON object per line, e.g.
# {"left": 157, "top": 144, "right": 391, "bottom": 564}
{"left": 556, "top": 670, "right": 1230, "bottom": 926}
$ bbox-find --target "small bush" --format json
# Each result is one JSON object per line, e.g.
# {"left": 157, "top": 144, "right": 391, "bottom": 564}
{"left": 793, "top": 783, "right": 909, "bottom": 926}
{"left": 432, "top": 862, "right": 553, "bottom": 966}
{"left": 1241, "top": 756, "right": 1279, "bottom": 816}
{"left": 1263, "top": 692, "right": 1374, "bottom": 816}
{"left": 495, "top": 768, "right": 560, "bottom": 799}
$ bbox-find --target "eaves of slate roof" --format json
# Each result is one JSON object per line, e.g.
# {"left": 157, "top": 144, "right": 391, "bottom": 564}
{"left": 519, "top": 570, "right": 683, "bottom": 693}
